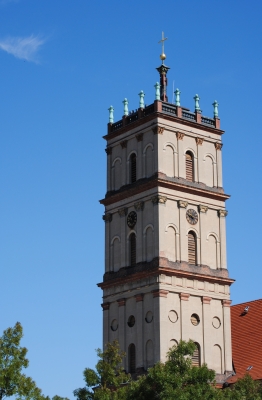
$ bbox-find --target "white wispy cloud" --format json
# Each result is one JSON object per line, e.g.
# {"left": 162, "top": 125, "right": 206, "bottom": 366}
{"left": 0, "top": 35, "right": 45, "bottom": 63}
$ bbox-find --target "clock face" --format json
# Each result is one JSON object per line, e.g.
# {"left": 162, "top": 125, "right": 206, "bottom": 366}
{"left": 186, "top": 209, "right": 198, "bottom": 225}
{"left": 127, "top": 211, "right": 137, "bottom": 228}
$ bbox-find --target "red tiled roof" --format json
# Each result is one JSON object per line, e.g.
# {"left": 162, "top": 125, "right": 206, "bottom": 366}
{"left": 229, "top": 299, "right": 262, "bottom": 383}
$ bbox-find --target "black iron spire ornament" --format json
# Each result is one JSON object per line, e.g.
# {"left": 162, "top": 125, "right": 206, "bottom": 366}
{"left": 156, "top": 31, "right": 170, "bottom": 102}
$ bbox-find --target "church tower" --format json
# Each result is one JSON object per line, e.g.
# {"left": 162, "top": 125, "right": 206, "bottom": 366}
{"left": 99, "top": 38, "right": 234, "bottom": 379}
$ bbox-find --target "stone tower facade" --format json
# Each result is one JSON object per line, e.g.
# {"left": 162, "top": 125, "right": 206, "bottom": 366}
{"left": 99, "top": 61, "right": 234, "bottom": 378}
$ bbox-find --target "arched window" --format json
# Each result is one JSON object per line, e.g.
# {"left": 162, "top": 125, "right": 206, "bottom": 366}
{"left": 185, "top": 152, "right": 194, "bottom": 181}
{"left": 130, "top": 153, "right": 137, "bottom": 183}
{"left": 192, "top": 342, "right": 200, "bottom": 367}
{"left": 130, "top": 233, "right": 136, "bottom": 266}
{"left": 188, "top": 231, "right": 197, "bottom": 265}
{"left": 128, "top": 343, "right": 136, "bottom": 373}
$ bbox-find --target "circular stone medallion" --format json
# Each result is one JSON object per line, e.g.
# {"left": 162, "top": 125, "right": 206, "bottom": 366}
{"left": 111, "top": 319, "right": 118, "bottom": 331}
{"left": 145, "top": 311, "right": 153, "bottom": 323}
{"left": 168, "top": 310, "right": 178, "bottom": 323}
{"left": 212, "top": 317, "right": 221, "bottom": 329}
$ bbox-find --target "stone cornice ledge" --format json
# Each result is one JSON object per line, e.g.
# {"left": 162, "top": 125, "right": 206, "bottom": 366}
{"left": 100, "top": 173, "right": 229, "bottom": 206}
{"left": 98, "top": 257, "right": 235, "bottom": 289}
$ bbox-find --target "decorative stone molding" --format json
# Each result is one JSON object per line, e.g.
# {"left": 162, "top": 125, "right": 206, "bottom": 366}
{"left": 152, "top": 289, "right": 169, "bottom": 298}
{"left": 178, "top": 200, "right": 188, "bottom": 208}
{"left": 222, "top": 299, "right": 232, "bottom": 307}
{"left": 202, "top": 296, "right": 212, "bottom": 304}
{"left": 153, "top": 126, "right": 164, "bottom": 135}
{"left": 120, "top": 140, "right": 127, "bottom": 149}
{"left": 117, "top": 298, "right": 126, "bottom": 307}
{"left": 151, "top": 195, "right": 167, "bottom": 205}
{"left": 215, "top": 142, "right": 223, "bottom": 150}
{"left": 135, "top": 293, "right": 144, "bottom": 302}
{"left": 176, "top": 132, "right": 184, "bottom": 140}
{"left": 105, "top": 147, "right": 112, "bottom": 155}
{"left": 218, "top": 210, "right": 228, "bottom": 218}
{"left": 102, "top": 213, "right": 112, "bottom": 222}
{"left": 135, "top": 133, "right": 143, "bottom": 142}
{"left": 134, "top": 201, "right": 144, "bottom": 211}
{"left": 101, "top": 302, "right": 110, "bottom": 311}
{"left": 199, "top": 204, "right": 208, "bottom": 213}
{"left": 180, "top": 293, "right": 190, "bottom": 301}
{"left": 195, "top": 137, "right": 204, "bottom": 145}
{"left": 118, "top": 207, "right": 128, "bottom": 217}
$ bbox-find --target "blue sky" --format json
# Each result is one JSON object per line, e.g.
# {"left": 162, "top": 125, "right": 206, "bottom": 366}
{"left": 0, "top": 0, "right": 261, "bottom": 398}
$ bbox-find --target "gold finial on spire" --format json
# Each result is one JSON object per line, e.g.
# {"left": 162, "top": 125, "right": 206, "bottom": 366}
{"left": 158, "top": 31, "right": 167, "bottom": 63}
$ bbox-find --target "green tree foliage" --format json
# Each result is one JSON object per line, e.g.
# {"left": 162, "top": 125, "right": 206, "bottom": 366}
{"left": 73, "top": 340, "right": 129, "bottom": 400}
{"left": 126, "top": 340, "right": 219, "bottom": 400}
{"left": 0, "top": 322, "right": 48, "bottom": 400}
{"left": 222, "top": 374, "right": 262, "bottom": 399}
{"left": 76, "top": 339, "right": 262, "bottom": 400}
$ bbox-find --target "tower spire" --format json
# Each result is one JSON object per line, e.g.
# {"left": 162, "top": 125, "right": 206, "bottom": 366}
{"left": 156, "top": 31, "right": 170, "bottom": 102}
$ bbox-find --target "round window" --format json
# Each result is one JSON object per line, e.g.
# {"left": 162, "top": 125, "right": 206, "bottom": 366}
{"left": 212, "top": 317, "right": 221, "bottom": 329}
{"left": 145, "top": 311, "right": 153, "bottom": 323}
{"left": 168, "top": 310, "right": 178, "bottom": 323}
{"left": 111, "top": 319, "right": 118, "bottom": 331}
{"left": 127, "top": 315, "right": 135, "bottom": 327}
{"left": 191, "top": 313, "right": 200, "bottom": 326}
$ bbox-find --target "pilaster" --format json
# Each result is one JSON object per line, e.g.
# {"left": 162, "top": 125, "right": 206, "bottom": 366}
{"left": 105, "top": 147, "right": 112, "bottom": 192}
{"left": 176, "top": 132, "right": 184, "bottom": 178}
{"left": 202, "top": 296, "right": 212, "bottom": 365}
{"left": 180, "top": 293, "right": 190, "bottom": 341}
{"left": 136, "top": 133, "right": 143, "bottom": 180}
{"left": 135, "top": 201, "right": 144, "bottom": 263}
{"left": 222, "top": 300, "right": 233, "bottom": 373}
{"left": 215, "top": 142, "right": 223, "bottom": 188}
{"left": 218, "top": 210, "right": 228, "bottom": 269}
{"left": 117, "top": 298, "right": 126, "bottom": 369}
{"left": 118, "top": 208, "right": 128, "bottom": 267}
{"left": 135, "top": 294, "right": 144, "bottom": 369}
{"left": 101, "top": 302, "right": 110, "bottom": 349}
{"left": 178, "top": 200, "right": 188, "bottom": 262}
{"left": 121, "top": 140, "right": 127, "bottom": 186}
{"left": 103, "top": 213, "right": 112, "bottom": 272}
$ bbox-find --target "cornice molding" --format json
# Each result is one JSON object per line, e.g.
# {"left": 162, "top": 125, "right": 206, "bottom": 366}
{"left": 98, "top": 257, "right": 235, "bottom": 290}
{"left": 100, "top": 175, "right": 230, "bottom": 206}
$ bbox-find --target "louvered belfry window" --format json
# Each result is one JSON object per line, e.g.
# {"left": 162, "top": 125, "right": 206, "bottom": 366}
{"left": 130, "top": 233, "right": 136, "bottom": 266}
{"left": 130, "top": 153, "right": 137, "bottom": 183}
{"left": 188, "top": 231, "right": 197, "bottom": 265}
{"left": 192, "top": 343, "right": 200, "bottom": 367}
{"left": 185, "top": 152, "right": 194, "bottom": 181}
{"left": 129, "top": 343, "right": 136, "bottom": 373}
